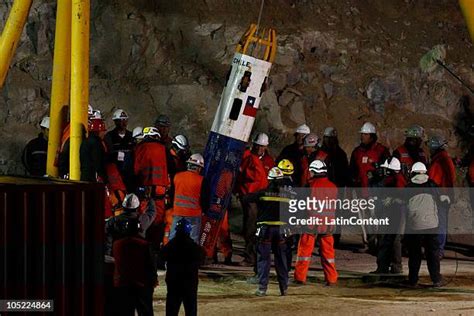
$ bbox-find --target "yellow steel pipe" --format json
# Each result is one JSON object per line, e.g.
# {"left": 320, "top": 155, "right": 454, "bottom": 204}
{"left": 47, "top": 0, "right": 72, "bottom": 177}
{"left": 69, "top": 0, "right": 90, "bottom": 180}
{"left": 460, "top": 0, "right": 474, "bottom": 42}
{"left": 0, "top": 0, "right": 33, "bottom": 88}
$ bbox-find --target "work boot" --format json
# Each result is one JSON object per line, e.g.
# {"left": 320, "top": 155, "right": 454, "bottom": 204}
{"left": 280, "top": 289, "right": 288, "bottom": 296}
{"left": 255, "top": 289, "right": 266, "bottom": 297}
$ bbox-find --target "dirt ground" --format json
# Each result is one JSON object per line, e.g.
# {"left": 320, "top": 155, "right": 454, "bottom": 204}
{"left": 151, "top": 233, "right": 474, "bottom": 316}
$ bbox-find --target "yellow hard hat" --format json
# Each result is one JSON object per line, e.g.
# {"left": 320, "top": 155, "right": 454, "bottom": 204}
{"left": 277, "top": 159, "right": 294, "bottom": 175}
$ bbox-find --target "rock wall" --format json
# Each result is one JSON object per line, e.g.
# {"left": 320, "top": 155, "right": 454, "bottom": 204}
{"left": 0, "top": 0, "right": 473, "bottom": 176}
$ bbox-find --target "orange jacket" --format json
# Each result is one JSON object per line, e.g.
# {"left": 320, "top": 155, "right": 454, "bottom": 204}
{"left": 134, "top": 140, "right": 169, "bottom": 187}
{"left": 428, "top": 150, "right": 456, "bottom": 189}
{"left": 173, "top": 170, "right": 203, "bottom": 217}
{"left": 309, "top": 177, "right": 338, "bottom": 234}
{"left": 235, "top": 149, "right": 268, "bottom": 195}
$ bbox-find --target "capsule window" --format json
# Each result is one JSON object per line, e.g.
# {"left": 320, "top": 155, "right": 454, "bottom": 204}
{"left": 229, "top": 98, "right": 243, "bottom": 121}
{"left": 238, "top": 71, "right": 252, "bottom": 92}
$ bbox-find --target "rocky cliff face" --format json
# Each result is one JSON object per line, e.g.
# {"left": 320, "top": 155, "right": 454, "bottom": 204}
{"left": 0, "top": 0, "right": 473, "bottom": 175}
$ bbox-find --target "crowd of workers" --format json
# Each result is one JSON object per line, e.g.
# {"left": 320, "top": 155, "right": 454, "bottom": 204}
{"left": 22, "top": 105, "right": 471, "bottom": 315}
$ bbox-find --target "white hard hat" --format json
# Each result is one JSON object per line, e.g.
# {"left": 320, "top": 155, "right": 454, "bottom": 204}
{"left": 295, "top": 124, "right": 311, "bottom": 134}
{"left": 142, "top": 126, "right": 160, "bottom": 138}
{"left": 267, "top": 166, "right": 284, "bottom": 180}
{"left": 90, "top": 110, "right": 102, "bottom": 120}
{"left": 172, "top": 135, "right": 190, "bottom": 150}
{"left": 309, "top": 159, "right": 327, "bottom": 174}
{"left": 122, "top": 193, "right": 140, "bottom": 209}
{"left": 323, "top": 127, "right": 337, "bottom": 137}
{"left": 388, "top": 157, "right": 401, "bottom": 171}
{"left": 360, "top": 122, "right": 376, "bottom": 134}
{"left": 132, "top": 126, "right": 144, "bottom": 139}
{"left": 187, "top": 153, "right": 204, "bottom": 168}
{"left": 411, "top": 162, "right": 427, "bottom": 174}
{"left": 304, "top": 133, "right": 319, "bottom": 147}
{"left": 253, "top": 133, "right": 269, "bottom": 146}
{"left": 40, "top": 116, "right": 50, "bottom": 129}
{"left": 112, "top": 109, "right": 129, "bottom": 120}
{"left": 381, "top": 159, "right": 389, "bottom": 168}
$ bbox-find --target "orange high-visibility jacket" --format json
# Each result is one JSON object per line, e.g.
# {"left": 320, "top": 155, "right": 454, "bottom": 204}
{"left": 235, "top": 149, "right": 268, "bottom": 196}
{"left": 428, "top": 150, "right": 456, "bottom": 189}
{"left": 134, "top": 140, "right": 169, "bottom": 187}
{"left": 173, "top": 170, "right": 203, "bottom": 217}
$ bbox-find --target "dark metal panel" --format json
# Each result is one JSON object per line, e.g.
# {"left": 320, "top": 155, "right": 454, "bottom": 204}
{"left": 0, "top": 177, "right": 105, "bottom": 316}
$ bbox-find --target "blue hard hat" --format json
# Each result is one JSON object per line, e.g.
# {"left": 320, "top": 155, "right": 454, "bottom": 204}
{"left": 175, "top": 218, "right": 192, "bottom": 235}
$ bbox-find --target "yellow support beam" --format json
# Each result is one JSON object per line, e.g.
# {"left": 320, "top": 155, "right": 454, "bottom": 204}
{"left": 0, "top": 0, "right": 33, "bottom": 88}
{"left": 460, "top": 0, "right": 474, "bottom": 42}
{"left": 47, "top": 0, "right": 72, "bottom": 177}
{"left": 69, "top": 0, "right": 90, "bottom": 180}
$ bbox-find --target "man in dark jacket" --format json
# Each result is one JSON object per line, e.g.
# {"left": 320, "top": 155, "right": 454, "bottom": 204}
{"left": 404, "top": 162, "right": 444, "bottom": 287}
{"left": 113, "top": 215, "right": 158, "bottom": 316}
{"left": 80, "top": 118, "right": 107, "bottom": 182}
{"left": 105, "top": 109, "right": 135, "bottom": 190}
{"left": 22, "top": 116, "right": 49, "bottom": 176}
{"left": 245, "top": 167, "right": 297, "bottom": 296}
{"left": 162, "top": 218, "right": 204, "bottom": 316}
{"left": 276, "top": 124, "right": 311, "bottom": 186}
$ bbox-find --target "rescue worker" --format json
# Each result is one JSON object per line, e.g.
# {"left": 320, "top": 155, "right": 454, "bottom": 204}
{"left": 169, "top": 153, "right": 205, "bottom": 244}
{"left": 275, "top": 159, "right": 297, "bottom": 270}
{"left": 300, "top": 133, "right": 328, "bottom": 187}
{"left": 106, "top": 193, "right": 156, "bottom": 316}
{"left": 162, "top": 218, "right": 204, "bottom": 316}
{"left": 134, "top": 126, "right": 170, "bottom": 263}
{"left": 372, "top": 157, "right": 406, "bottom": 274}
{"left": 105, "top": 162, "right": 127, "bottom": 218}
{"left": 294, "top": 160, "right": 338, "bottom": 286}
{"left": 393, "top": 125, "right": 428, "bottom": 179}
{"left": 350, "top": 122, "right": 390, "bottom": 253}
{"left": 404, "top": 162, "right": 444, "bottom": 287}
{"left": 235, "top": 134, "right": 271, "bottom": 266}
{"left": 427, "top": 135, "right": 456, "bottom": 258}
{"left": 163, "top": 135, "right": 192, "bottom": 246}
{"left": 244, "top": 167, "right": 296, "bottom": 296}
{"left": 22, "top": 116, "right": 49, "bottom": 176}
{"left": 154, "top": 114, "right": 173, "bottom": 148}
{"left": 80, "top": 118, "right": 107, "bottom": 182}
{"left": 321, "top": 127, "right": 350, "bottom": 246}
{"left": 58, "top": 105, "right": 98, "bottom": 178}
{"left": 105, "top": 109, "right": 135, "bottom": 191}
{"left": 277, "top": 124, "right": 311, "bottom": 186}
{"left": 253, "top": 133, "right": 275, "bottom": 173}
{"left": 105, "top": 193, "right": 156, "bottom": 256}
{"left": 169, "top": 134, "right": 192, "bottom": 175}
{"left": 321, "top": 127, "right": 350, "bottom": 187}
{"left": 112, "top": 216, "right": 158, "bottom": 316}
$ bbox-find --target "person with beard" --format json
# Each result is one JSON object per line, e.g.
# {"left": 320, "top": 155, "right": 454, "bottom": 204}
{"left": 393, "top": 125, "right": 428, "bottom": 180}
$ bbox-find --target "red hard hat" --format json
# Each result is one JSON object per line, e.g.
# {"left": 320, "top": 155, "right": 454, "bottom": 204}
{"left": 89, "top": 118, "right": 106, "bottom": 132}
